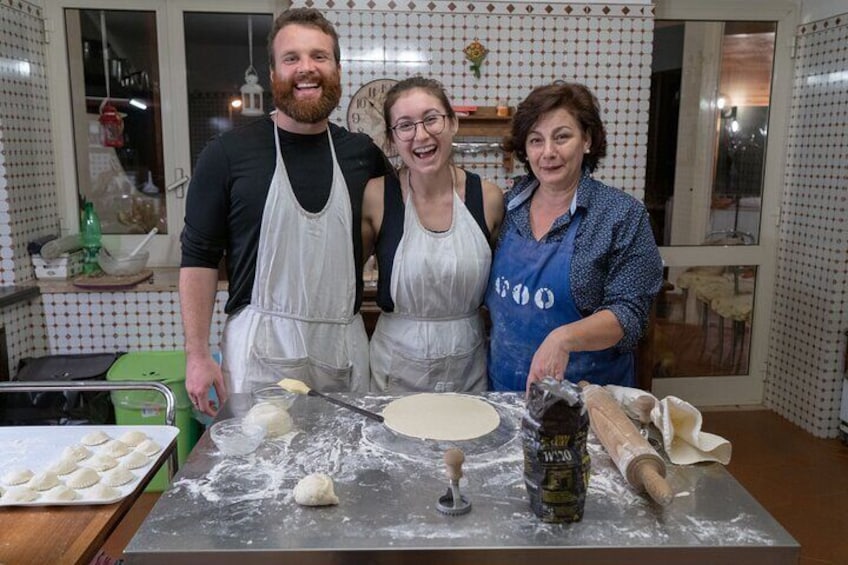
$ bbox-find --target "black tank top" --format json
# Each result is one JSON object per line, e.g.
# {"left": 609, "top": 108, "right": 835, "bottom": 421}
{"left": 375, "top": 170, "right": 490, "bottom": 311}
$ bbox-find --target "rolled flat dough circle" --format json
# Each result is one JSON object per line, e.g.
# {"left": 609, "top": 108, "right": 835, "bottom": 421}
{"left": 381, "top": 393, "right": 500, "bottom": 441}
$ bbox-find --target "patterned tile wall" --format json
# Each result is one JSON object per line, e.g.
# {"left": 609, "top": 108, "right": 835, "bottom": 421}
{"left": 304, "top": 0, "right": 655, "bottom": 196}
{"left": 39, "top": 290, "right": 228, "bottom": 356}
{"left": 0, "top": 297, "right": 47, "bottom": 374}
{"left": 764, "top": 13, "right": 848, "bottom": 438}
{"left": 0, "top": 0, "right": 60, "bottom": 287}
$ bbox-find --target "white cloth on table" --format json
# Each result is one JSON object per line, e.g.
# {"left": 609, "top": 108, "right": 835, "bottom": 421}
{"left": 603, "top": 385, "right": 732, "bottom": 466}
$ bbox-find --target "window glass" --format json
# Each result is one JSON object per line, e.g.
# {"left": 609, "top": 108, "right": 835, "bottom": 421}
{"left": 183, "top": 12, "right": 272, "bottom": 169}
{"left": 645, "top": 265, "right": 757, "bottom": 378}
{"left": 65, "top": 9, "right": 166, "bottom": 235}
{"left": 645, "top": 21, "right": 775, "bottom": 247}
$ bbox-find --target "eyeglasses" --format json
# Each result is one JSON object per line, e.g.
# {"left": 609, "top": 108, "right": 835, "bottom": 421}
{"left": 390, "top": 114, "right": 448, "bottom": 141}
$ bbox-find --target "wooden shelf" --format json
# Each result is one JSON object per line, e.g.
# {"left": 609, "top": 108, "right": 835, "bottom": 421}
{"left": 455, "top": 106, "right": 513, "bottom": 171}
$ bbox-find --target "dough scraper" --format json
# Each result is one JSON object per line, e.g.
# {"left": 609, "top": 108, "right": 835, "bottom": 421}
{"left": 277, "top": 378, "right": 385, "bottom": 423}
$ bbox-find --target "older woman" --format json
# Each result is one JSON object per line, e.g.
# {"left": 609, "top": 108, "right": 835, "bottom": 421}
{"left": 362, "top": 77, "right": 504, "bottom": 392}
{"left": 485, "top": 82, "right": 662, "bottom": 392}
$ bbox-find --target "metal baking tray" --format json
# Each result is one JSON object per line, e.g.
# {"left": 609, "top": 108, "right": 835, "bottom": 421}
{"left": 0, "top": 425, "right": 178, "bottom": 506}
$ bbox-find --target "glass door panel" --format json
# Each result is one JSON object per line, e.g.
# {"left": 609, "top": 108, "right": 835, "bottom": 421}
{"left": 645, "top": 21, "right": 775, "bottom": 248}
{"left": 645, "top": 0, "right": 795, "bottom": 405}
{"left": 182, "top": 11, "right": 273, "bottom": 169}
{"left": 65, "top": 8, "right": 166, "bottom": 236}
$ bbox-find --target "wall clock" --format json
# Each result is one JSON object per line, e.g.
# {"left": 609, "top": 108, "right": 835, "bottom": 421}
{"left": 347, "top": 78, "right": 398, "bottom": 155}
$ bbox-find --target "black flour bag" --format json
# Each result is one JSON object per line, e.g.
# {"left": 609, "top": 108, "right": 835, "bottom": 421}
{"left": 522, "top": 378, "right": 590, "bottom": 523}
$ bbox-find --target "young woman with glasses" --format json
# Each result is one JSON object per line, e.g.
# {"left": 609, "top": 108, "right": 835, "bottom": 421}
{"left": 362, "top": 76, "right": 504, "bottom": 393}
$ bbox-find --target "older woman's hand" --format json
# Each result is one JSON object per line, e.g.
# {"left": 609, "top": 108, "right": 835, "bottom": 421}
{"left": 525, "top": 326, "right": 572, "bottom": 395}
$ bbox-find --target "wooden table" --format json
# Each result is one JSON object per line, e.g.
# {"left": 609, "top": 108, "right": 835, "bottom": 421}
{"left": 0, "top": 439, "right": 175, "bottom": 565}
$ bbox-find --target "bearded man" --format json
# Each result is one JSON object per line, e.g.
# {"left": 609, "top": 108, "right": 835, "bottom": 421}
{"left": 180, "top": 8, "right": 391, "bottom": 414}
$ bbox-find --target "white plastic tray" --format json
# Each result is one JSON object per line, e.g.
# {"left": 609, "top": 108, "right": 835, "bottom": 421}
{"left": 0, "top": 425, "right": 178, "bottom": 507}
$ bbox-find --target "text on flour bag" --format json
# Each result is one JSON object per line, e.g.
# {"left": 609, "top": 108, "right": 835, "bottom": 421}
{"left": 522, "top": 378, "right": 590, "bottom": 523}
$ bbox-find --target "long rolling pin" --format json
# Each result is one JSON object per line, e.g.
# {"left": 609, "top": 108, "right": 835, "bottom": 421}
{"left": 579, "top": 382, "right": 673, "bottom": 506}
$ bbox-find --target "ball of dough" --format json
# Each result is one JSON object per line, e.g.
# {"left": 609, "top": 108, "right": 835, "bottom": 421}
{"left": 245, "top": 403, "right": 293, "bottom": 438}
{"left": 86, "top": 454, "right": 119, "bottom": 472}
{"left": 2, "top": 468, "right": 34, "bottom": 486}
{"left": 100, "top": 439, "right": 131, "bottom": 458}
{"left": 27, "top": 471, "right": 60, "bottom": 491}
{"left": 293, "top": 473, "right": 339, "bottom": 506}
{"left": 80, "top": 430, "right": 111, "bottom": 446}
{"left": 135, "top": 439, "right": 162, "bottom": 457}
{"left": 62, "top": 444, "right": 92, "bottom": 461}
{"left": 119, "top": 430, "right": 149, "bottom": 447}
{"left": 42, "top": 485, "right": 78, "bottom": 503}
{"left": 48, "top": 458, "right": 78, "bottom": 476}
{"left": 66, "top": 467, "right": 99, "bottom": 489}
{"left": 1, "top": 486, "right": 38, "bottom": 503}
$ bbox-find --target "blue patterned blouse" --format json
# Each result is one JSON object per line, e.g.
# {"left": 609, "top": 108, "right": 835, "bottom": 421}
{"left": 498, "top": 171, "right": 663, "bottom": 350}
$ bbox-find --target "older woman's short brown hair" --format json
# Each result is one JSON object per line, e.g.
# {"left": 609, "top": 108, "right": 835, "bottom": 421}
{"left": 504, "top": 82, "right": 607, "bottom": 173}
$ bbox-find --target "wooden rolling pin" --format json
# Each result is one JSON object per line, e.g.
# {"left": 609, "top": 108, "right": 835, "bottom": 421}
{"left": 579, "top": 382, "right": 673, "bottom": 506}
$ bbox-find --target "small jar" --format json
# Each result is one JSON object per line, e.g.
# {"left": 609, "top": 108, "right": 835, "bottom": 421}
{"left": 496, "top": 100, "right": 509, "bottom": 117}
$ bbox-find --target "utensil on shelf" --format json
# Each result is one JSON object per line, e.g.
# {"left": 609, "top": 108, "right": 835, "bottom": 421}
{"left": 276, "top": 378, "right": 384, "bottom": 423}
{"left": 128, "top": 227, "right": 158, "bottom": 258}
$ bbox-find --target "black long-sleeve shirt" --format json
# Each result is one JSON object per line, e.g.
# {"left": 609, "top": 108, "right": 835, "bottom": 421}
{"left": 180, "top": 117, "right": 391, "bottom": 314}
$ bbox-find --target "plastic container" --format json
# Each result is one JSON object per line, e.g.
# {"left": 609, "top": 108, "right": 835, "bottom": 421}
{"left": 80, "top": 202, "right": 102, "bottom": 275}
{"left": 32, "top": 251, "right": 84, "bottom": 280}
{"left": 106, "top": 350, "right": 201, "bottom": 491}
{"left": 210, "top": 418, "right": 265, "bottom": 456}
{"left": 98, "top": 249, "right": 149, "bottom": 276}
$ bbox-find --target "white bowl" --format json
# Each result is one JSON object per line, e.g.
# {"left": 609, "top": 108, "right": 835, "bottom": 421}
{"left": 98, "top": 249, "right": 149, "bottom": 276}
{"left": 210, "top": 418, "right": 266, "bottom": 456}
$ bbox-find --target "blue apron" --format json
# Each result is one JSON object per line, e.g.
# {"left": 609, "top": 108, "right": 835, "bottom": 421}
{"left": 485, "top": 208, "right": 635, "bottom": 391}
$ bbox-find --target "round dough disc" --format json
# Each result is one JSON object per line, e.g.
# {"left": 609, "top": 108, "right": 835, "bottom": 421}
{"left": 381, "top": 393, "right": 500, "bottom": 441}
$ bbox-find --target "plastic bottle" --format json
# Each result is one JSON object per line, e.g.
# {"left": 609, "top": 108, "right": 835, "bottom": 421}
{"left": 80, "top": 201, "right": 102, "bottom": 275}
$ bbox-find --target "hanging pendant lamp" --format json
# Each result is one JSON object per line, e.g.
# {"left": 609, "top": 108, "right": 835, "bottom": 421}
{"left": 240, "top": 15, "right": 264, "bottom": 116}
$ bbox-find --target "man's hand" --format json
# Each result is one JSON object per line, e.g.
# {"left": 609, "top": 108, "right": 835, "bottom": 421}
{"left": 185, "top": 354, "right": 228, "bottom": 416}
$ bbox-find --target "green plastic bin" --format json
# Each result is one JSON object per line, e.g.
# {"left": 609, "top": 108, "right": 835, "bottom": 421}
{"left": 106, "top": 350, "right": 201, "bottom": 491}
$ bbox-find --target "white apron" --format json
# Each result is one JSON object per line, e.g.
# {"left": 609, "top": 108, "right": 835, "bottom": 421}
{"left": 370, "top": 187, "right": 491, "bottom": 393}
{"left": 221, "top": 125, "right": 369, "bottom": 394}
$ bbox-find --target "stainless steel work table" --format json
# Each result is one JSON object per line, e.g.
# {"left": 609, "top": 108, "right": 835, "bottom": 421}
{"left": 125, "top": 393, "right": 799, "bottom": 564}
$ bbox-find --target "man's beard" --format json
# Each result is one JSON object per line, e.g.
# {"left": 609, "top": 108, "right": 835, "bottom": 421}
{"left": 271, "top": 70, "right": 342, "bottom": 124}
